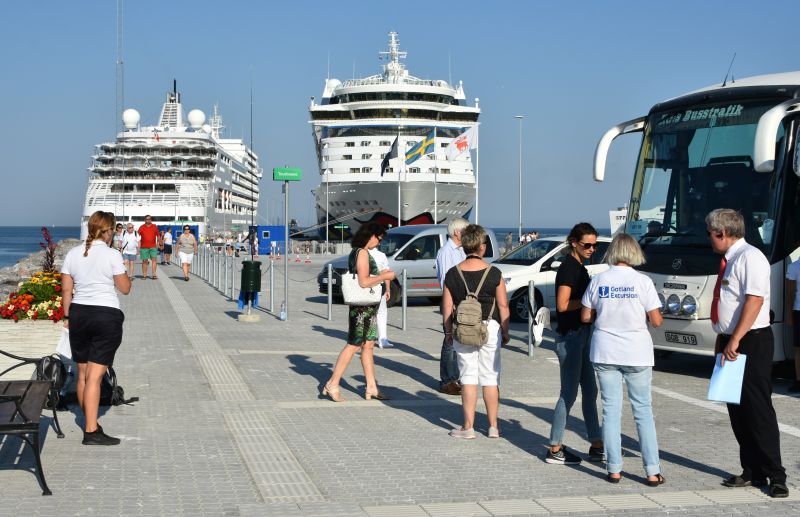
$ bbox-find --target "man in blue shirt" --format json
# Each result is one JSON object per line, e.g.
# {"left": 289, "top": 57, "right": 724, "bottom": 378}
{"left": 435, "top": 218, "right": 468, "bottom": 394}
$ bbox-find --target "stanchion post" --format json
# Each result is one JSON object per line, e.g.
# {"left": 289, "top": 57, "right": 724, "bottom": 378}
{"left": 327, "top": 263, "right": 332, "bottom": 321}
{"left": 401, "top": 269, "right": 407, "bottom": 331}
{"left": 528, "top": 279, "right": 536, "bottom": 357}
{"left": 224, "top": 255, "right": 229, "bottom": 297}
{"left": 269, "top": 260, "right": 275, "bottom": 313}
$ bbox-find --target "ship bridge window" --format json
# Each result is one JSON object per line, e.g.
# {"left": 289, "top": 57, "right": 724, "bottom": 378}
{"left": 110, "top": 184, "right": 135, "bottom": 193}
{"left": 361, "top": 154, "right": 372, "bottom": 159}
{"left": 345, "top": 142, "right": 355, "bottom": 147}
{"left": 379, "top": 140, "right": 391, "bottom": 146}
{"left": 350, "top": 168, "right": 360, "bottom": 173}
{"left": 360, "top": 141, "right": 371, "bottom": 146}
{"left": 361, "top": 167, "right": 372, "bottom": 173}
{"left": 409, "top": 167, "right": 420, "bottom": 173}
{"left": 154, "top": 184, "right": 177, "bottom": 192}
{"left": 343, "top": 155, "right": 352, "bottom": 160}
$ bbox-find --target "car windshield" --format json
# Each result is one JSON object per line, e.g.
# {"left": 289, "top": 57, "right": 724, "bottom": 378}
{"left": 496, "top": 239, "right": 561, "bottom": 265}
{"left": 379, "top": 233, "right": 413, "bottom": 256}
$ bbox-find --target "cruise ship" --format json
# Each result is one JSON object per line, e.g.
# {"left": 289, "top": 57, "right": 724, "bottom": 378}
{"left": 309, "top": 32, "right": 480, "bottom": 238}
{"left": 82, "top": 83, "right": 261, "bottom": 241}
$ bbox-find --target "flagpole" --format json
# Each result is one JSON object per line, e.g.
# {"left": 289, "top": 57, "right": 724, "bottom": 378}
{"left": 433, "top": 126, "right": 438, "bottom": 224}
{"left": 475, "top": 124, "right": 480, "bottom": 224}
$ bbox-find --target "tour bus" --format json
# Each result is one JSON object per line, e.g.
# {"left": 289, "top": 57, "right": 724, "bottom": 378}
{"left": 593, "top": 71, "right": 800, "bottom": 362}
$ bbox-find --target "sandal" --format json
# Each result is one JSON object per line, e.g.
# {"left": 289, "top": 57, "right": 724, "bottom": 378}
{"left": 607, "top": 473, "right": 621, "bottom": 484}
{"left": 365, "top": 388, "right": 390, "bottom": 400}
{"left": 647, "top": 473, "right": 665, "bottom": 487}
{"left": 322, "top": 383, "right": 342, "bottom": 402}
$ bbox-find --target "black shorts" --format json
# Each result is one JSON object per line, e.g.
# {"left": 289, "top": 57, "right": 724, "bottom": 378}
{"left": 163, "top": 244, "right": 172, "bottom": 254}
{"left": 69, "top": 303, "right": 124, "bottom": 366}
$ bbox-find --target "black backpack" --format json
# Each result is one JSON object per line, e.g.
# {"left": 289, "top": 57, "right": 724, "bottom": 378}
{"left": 35, "top": 354, "right": 67, "bottom": 410}
{"left": 100, "top": 367, "right": 138, "bottom": 406}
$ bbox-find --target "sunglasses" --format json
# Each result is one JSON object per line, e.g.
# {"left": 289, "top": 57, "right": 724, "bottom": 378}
{"left": 706, "top": 230, "right": 724, "bottom": 239}
{"left": 184, "top": 228, "right": 190, "bottom": 231}
{"left": 577, "top": 242, "right": 598, "bottom": 250}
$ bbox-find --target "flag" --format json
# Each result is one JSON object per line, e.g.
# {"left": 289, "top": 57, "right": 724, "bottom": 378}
{"left": 446, "top": 125, "right": 478, "bottom": 161}
{"left": 152, "top": 129, "right": 160, "bottom": 142}
{"left": 380, "top": 137, "right": 399, "bottom": 176}
{"left": 405, "top": 130, "right": 435, "bottom": 165}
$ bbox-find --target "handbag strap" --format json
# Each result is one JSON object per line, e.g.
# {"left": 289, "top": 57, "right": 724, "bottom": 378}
{"left": 455, "top": 265, "right": 495, "bottom": 319}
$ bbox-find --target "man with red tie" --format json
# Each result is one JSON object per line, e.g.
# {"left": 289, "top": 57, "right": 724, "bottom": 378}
{"left": 706, "top": 209, "right": 787, "bottom": 498}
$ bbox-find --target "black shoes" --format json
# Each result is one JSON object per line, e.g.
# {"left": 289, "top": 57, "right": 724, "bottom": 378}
{"left": 82, "top": 427, "right": 121, "bottom": 446}
{"left": 788, "top": 381, "right": 800, "bottom": 393}
{"left": 588, "top": 445, "right": 605, "bottom": 462}
{"left": 769, "top": 482, "right": 789, "bottom": 498}
{"left": 722, "top": 475, "right": 766, "bottom": 488}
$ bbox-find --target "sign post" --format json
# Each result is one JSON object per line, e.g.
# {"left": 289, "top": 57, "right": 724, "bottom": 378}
{"left": 334, "top": 223, "right": 348, "bottom": 247}
{"left": 273, "top": 167, "right": 302, "bottom": 321}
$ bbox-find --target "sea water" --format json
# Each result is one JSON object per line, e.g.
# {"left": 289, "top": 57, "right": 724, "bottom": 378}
{"left": 0, "top": 226, "right": 81, "bottom": 268}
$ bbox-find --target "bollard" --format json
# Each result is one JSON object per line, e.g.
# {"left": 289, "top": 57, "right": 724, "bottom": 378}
{"left": 401, "top": 269, "right": 407, "bottom": 331}
{"left": 230, "top": 256, "right": 236, "bottom": 301}
{"left": 269, "top": 260, "right": 275, "bottom": 313}
{"left": 327, "top": 263, "right": 333, "bottom": 321}
{"left": 224, "top": 255, "right": 229, "bottom": 297}
{"left": 528, "top": 280, "right": 536, "bottom": 357}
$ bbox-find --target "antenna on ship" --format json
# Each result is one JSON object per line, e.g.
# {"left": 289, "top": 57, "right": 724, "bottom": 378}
{"left": 380, "top": 31, "right": 407, "bottom": 83}
{"left": 116, "top": 0, "right": 125, "bottom": 220}
{"left": 722, "top": 52, "right": 737, "bottom": 87}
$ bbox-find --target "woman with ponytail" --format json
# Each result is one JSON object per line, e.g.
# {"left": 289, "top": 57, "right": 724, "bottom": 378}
{"left": 61, "top": 211, "right": 131, "bottom": 445}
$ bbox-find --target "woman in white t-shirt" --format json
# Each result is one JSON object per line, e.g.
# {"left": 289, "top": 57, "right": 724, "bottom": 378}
{"left": 785, "top": 259, "right": 800, "bottom": 392}
{"left": 581, "top": 233, "right": 664, "bottom": 486}
{"left": 61, "top": 211, "right": 131, "bottom": 446}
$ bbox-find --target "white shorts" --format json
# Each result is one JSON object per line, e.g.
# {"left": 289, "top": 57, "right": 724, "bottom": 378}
{"left": 179, "top": 251, "right": 194, "bottom": 265}
{"left": 453, "top": 320, "right": 502, "bottom": 386}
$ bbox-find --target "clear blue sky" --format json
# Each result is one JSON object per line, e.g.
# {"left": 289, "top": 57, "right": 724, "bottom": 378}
{"left": 1, "top": 0, "right": 797, "bottom": 230}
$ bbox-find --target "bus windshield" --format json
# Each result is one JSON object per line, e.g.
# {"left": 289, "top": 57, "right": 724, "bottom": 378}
{"left": 627, "top": 99, "right": 785, "bottom": 275}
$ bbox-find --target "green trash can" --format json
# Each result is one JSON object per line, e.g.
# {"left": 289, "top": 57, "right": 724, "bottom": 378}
{"left": 240, "top": 260, "right": 262, "bottom": 293}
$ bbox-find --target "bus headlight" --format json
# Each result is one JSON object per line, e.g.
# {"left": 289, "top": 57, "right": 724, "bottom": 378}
{"left": 666, "top": 294, "right": 681, "bottom": 315}
{"left": 681, "top": 295, "right": 697, "bottom": 316}
{"left": 658, "top": 293, "right": 666, "bottom": 313}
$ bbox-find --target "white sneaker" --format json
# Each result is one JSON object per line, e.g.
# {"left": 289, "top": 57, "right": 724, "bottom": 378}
{"left": 381, "top": 340, "right": 393, "bottom": 348}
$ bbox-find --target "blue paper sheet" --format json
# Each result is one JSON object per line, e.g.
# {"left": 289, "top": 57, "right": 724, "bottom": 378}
{"left": 707, "top": 353, "right": 747, "bottom": 405}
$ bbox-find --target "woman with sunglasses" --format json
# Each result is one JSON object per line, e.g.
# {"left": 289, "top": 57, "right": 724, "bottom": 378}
{"left": 323, "top": 222, "right": 396, "bottom": 401}
{"left": 61, "top": 211, "right": 131, "bottom": 445}
{"left": 546, "top": 222, "right": 604, "bottom": 466}
{"left": 176, "top": 226, "right": 198, "bottom": 281}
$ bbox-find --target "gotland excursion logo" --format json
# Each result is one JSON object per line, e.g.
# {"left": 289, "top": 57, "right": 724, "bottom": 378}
{"left": 598, "top": 285, "right": 638, "bottom": 299}
{"left": 599, "top": 286, "right": 610, "bottom": 298}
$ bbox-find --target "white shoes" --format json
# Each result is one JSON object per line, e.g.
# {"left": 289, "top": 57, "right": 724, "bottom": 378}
{"left": 377, "top": 339, "right": 393, "bottom": 349}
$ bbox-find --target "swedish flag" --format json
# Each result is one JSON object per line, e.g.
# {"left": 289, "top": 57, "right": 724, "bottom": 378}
{"left": 405, "top": 130, "right": 435, "bottom": 165}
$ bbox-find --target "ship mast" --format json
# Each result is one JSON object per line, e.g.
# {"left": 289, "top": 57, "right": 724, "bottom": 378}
{"left": 379, "top": 31, "right": 407, "bottom": 84}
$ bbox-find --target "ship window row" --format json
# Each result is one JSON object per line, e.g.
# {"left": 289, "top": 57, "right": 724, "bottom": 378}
{"left": 328, "top": 92, "right": 459, "bottom": 105}
{"left": 312, "top": 109, "right": 478, "bottom": 122}
{"left": 110, "top": 184, "right": 179, "bottom": 193}
{"left": 328, "top": 200, "right": 380, "bottom": 207}
{"left": 97, "top": 150, "right": 216, "bottom": 159}
{"left": 324, "top": 127, "right": 465, "bottom": 139}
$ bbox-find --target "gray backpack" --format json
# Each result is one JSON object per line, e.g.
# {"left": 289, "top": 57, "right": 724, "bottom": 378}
{"left": 453, "top": 266, "right": 495, "bottom": 347}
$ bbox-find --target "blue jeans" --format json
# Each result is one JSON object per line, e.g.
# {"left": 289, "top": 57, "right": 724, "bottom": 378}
{"left": 549, "top": 326, "right": 601, "bottom": 445}
{"left": 440, "top": 326, "right": 459, "bottom": 386}
{"left": 594, "top": 364, "right": 661, "bottom": 476}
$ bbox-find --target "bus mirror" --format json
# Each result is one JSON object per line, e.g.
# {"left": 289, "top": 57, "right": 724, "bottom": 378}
{"left": 795, "top": 126, "right": 800, "bottom": 177}
{"left": 754, "top": 99, "right": 800, "bottom": 173}
{"left": 593, "top": 117, "right": 646, "bottom": 182}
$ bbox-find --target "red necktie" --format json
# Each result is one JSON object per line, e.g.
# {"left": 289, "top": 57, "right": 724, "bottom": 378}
{"left": 710, "top": 256, "right": 727, "bottom": 325}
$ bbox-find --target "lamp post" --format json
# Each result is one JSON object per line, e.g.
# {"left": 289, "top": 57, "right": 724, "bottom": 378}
{"left": 515, "top": 115, "right": 523, "bottom": 242}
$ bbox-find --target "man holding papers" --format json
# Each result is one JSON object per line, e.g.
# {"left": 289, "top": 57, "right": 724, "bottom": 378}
{"left": 706, "top": 209, "right": 788, "bottom": 498}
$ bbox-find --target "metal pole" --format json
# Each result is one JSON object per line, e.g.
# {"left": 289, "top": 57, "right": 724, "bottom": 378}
{"left": 230, "top": 256, "right": 236, "bottom": 301}
{"left": 401, "top": 269, "right": 407, "bottom": 331}
{"left": 270, "top": 260, "right": 275, "bottom": 313}
{"left": 327, "top": 263, "right": 332, "bottom": 321}
{"left": 325, "top": 175, "right": 329, "bottom": 254}
{"left": 528, "top": 279, "right": 536, "bottom": 357}
{"left": 224, "top": 255, "right": 229, "bottom": 297}
{"left": 515, "top": 115, "right": 523, "bottom": 241}
{"left": 284, "top": 180, "right": 289, "bottom": 320}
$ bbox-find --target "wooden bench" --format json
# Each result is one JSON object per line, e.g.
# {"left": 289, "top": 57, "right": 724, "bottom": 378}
{"left": 0, "top": 349, "right": 66, "bottom": 496}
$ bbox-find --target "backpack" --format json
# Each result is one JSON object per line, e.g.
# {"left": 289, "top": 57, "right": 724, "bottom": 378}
{"left": 35, "top": 354, "right": 67, "bottom": 410}
{"left": 100, "top": 367, "right": 138, "bottom": 406}
{"left": 452, "top": 266, "right": 496, "bottom": 347}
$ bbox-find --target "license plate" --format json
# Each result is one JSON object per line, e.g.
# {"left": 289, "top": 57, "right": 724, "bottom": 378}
{"left": 664, "top": 331, "right": 697, "bottom": 345}
{"left": 321, "top": 278, "right": 336, "bottom": 285}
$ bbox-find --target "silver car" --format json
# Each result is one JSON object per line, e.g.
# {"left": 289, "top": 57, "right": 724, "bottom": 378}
{"left": 318, "top": 224, "right": 500, "bottom": 305}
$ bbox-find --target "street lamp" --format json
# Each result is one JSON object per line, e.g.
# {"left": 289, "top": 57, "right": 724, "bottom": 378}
{"left": 515, "top": 115, "right": 523, "bottom": 242}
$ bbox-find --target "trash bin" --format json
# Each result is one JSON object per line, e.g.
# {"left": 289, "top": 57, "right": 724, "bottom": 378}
{"left": 240, "top": 260, "right": 262, "bottom": 293}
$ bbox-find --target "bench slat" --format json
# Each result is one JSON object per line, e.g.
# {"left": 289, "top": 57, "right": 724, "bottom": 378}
{"left": 0, "top": 380, "right": 51, "bottom": 428}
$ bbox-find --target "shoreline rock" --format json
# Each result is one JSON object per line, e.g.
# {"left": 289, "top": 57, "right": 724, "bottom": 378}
{"left": 0, "top": 239, "right": 81, "bottom": 300}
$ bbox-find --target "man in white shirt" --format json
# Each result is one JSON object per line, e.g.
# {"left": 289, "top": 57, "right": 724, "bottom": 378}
{"left": 706, "top": 209, "right": 787, "bottom": 498}
{"left": 435, "top": 217, "right": 468, "bottom": 395}
{"left": 120, "top": 224, "right": 140, "bottom": 278}
{"left": 369, "top": 245, "right": 393, "bottom": 348}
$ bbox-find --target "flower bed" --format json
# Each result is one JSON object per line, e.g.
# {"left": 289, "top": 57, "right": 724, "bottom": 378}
{"left": 0, "top": 271, "right": 64, "bottom": 322}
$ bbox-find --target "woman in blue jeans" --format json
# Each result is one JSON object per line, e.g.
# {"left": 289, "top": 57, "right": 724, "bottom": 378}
{"left": 581, "top": 233, "right": 664, "bottom": 485}
{"left": 546, "top": 223, "right": 603, "bottom": 465}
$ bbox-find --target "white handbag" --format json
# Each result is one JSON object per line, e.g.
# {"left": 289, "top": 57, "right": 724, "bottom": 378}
{"left": 341, "top": 249, "right": 382, "bottom": 306}
{"left": 341, "top": 271, "right": 382, "bottom": 306}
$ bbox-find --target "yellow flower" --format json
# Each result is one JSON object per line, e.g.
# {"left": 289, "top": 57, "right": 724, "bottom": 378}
{"left": 47, "top": 310, "right": 53, "bottom": 317}
{"left": 26, "top": 310, "right": 34, "bottom": 318}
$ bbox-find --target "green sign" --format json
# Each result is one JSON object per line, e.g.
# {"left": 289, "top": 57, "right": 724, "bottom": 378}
{"left": 273, "top": 167, "right": 302, "bottom": 181}
{"left": 333, "top": 224, "right": 349, "bottom": 230}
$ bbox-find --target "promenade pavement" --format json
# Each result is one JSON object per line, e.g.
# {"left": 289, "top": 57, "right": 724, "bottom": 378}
{"left": 1, "top": 255, "right": 799, "bottom": 516}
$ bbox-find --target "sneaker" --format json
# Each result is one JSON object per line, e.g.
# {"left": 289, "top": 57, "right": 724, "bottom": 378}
{"left": 588, "top": 445, "right": 605, "bottom": 462}
{"left": 546, "top": 446, "right": 582, "bottom": 465}
{"left": 769, "top": 482, "right": 789, "bottom": 498}
{"left": 487, "top": 426, "right": 500, "bottom": 439}
{"left": 380, "top": 340, "right": 393, "bottom": 348}
{"left": 788, "top": 381, "right": 800, "bottom": 393}
{"left": 82, "top": 428, "right": 121, "bottom": 446}
{"left": 449, "top": 428, "right": 476, "bottom": 439}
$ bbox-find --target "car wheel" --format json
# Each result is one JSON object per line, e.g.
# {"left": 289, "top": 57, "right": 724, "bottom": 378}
{"left": 510, "top": 289, "right": 543, "bottom": 322}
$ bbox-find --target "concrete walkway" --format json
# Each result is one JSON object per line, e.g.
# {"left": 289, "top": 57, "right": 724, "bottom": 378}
{"left": 1, "top": 256, "right": 798, "bottom": 516}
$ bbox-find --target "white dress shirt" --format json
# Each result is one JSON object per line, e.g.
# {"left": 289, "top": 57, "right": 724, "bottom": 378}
{"left": 713, "top": 238, "right": 771, "bottom": 335}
